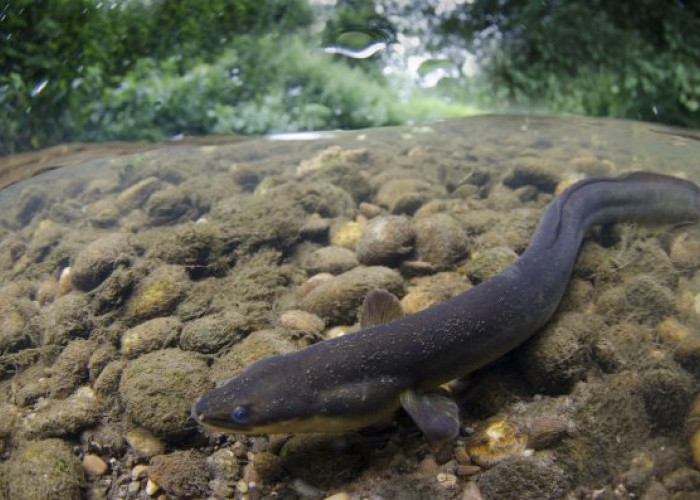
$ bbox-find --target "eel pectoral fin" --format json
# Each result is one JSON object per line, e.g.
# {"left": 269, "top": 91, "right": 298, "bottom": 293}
{"left": 360, "top": 289, "right": 404, "bottom": 328}
{"left": 400, "top": 388, "right": 460, "bottom": 450}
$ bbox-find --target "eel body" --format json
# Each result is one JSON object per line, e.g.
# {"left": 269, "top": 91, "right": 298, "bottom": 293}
{"left": 192, "top": 172, "right": 700, "bottom": 445}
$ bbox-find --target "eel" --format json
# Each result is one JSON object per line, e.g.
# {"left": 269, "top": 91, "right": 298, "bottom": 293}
{"left": 192, "top": 172, "right": 700, "bottom": 450}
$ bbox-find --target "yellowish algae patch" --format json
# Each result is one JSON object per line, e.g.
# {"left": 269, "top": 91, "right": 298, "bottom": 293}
{"left": 466, "top": 420, "right": 528, "bottom": 467}
{"left": 124, "top": 265, "right": 188, "bottom": 321}
{"left": 330, "top": 221, "right": 364, "bottom": 249}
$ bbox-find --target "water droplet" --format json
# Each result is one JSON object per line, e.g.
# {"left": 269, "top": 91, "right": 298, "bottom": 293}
{"left": 323, "top": 25, "right": 395, "bottom": 59}
{"left": 30, "top": 79, "right": 48, "bottom": 97}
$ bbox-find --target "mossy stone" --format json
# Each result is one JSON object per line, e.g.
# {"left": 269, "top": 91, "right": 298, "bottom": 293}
{"left": 119, "top": 348, "right": 211, "bottom": 437}
{"left": 6, "top": 438, "right": 84, "bottom": 500}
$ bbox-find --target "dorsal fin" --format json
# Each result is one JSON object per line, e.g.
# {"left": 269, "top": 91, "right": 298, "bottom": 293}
{"left": 360, "top": 289, "right": 404, "bottom": 328}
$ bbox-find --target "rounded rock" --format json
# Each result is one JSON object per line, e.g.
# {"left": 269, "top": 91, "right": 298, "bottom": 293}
{"left": 119, "top": 348, "right": 211, "bottom": 437}
{"left": 209, "top": 329, "right": 297, "bottom": 383}
{"left": 329, "top": 221, "right": 364, "bottom": 250}
{"left": 145, "top": 186, "right": 200, "bottom": 226}
{"left": 180, "top": 311, "right": 247, "bottom": 354}
{"left": 121, "top": 316, "right": 183, "bottom": 359}
{"left": 304, "top": 246, "right": 359, "bottom": 275}
{"left": 71, "top": 233, "right": 132, "bottom": 292}
{"left": 50, "top": 339, "right": 96, "bottom": 398}
{"left": 477, "top": 455, "right": 572, "bottom": 500}
{"left": 6, "top": 438, "right": 84, "bottom": 500}
{"left": 149, "top": 450, "right": 208, "bottom": 497}
{"left": 300, "top": 266, "right": 404, "bottom": 324}
{"left": 277, "top": 310, "right": 325, "bottom": 336}
{"left": 375, "top": 179, "right": 444, "bottom": 214}
{"left": 517, "top": 312, "right": 602, "bottom": 394}
{"left": 356, "top": 215, "right": 414, "bottom": 266}
{"left": 670, "top": 233, "right": 700, "bottom": 269}
{"left": 467, "top": 246, "right": 518, "bottom": 283}
{"left": 413, "top": 214, "right": 467, "bottom": 268}
{"left": 124, "top": 265, "right": 189, "bottom": 323}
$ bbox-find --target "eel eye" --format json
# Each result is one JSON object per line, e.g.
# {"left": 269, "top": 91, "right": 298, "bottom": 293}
{"left": 231, "top": 406, "right": 249, "bottom": 424}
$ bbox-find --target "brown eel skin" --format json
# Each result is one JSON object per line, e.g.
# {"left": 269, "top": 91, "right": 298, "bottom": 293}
{"left": 192, "top": 172, "right": 700, "bottom": 451}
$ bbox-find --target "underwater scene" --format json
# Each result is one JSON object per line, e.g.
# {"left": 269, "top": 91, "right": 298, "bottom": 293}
{"left": 0, "top": 114, "right": 699, "bottom": 499}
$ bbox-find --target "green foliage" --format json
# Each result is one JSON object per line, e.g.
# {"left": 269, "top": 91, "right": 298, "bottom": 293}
{"left": 0, "top": 0, "right": 312, "bottom": 154}
{"left": 82, "top": 36, "right": 408, "bottom": 141}
{"left": 439, "top": 0, "right": 700, "bottom": 127}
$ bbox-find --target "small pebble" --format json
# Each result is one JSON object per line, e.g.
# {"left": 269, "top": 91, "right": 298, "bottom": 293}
{"left": 82, "top": 454, "right": 109, "bottom": 476}
{"left": 329, "top": 221, "right": 364, "bottom": 249}
{"left": 454, "top": 446, "right": 471, "bottom": 465}
{"left": 462, "top": 481, "right": 485, "bottom": 500}
{"left": 324, "top": 493, "right": 351, "bottom": 500}
{"left": 418, "top": 456, "right": 439, "bottom": 474}
{"left": 358, "top": 202, "right": 382, "bottom": 219}
{"left": 128, "top": 481, "right": 141, "bottom": 495}
{"left": 131, "top": 464, "right": 149, "bottom": 480}
{"left": 437, "top": 472, "right": 458, "bottom": 487}
{"left": 145, "top": 479, "right": 160, "bottom": 496}
{"left": 58, "top": 267, "right": 73, "bottom": 296}
{"left": 671, "top": 233, "right": 700, "bottom": 268}
{"left": 456, "top": 465, "right": 482, "bottom": 477}
{"left": 236, "top": 479, "right": 249, "bottom": 493}
{"left": 292, "top": 478, "right": 323, "bottom": 498}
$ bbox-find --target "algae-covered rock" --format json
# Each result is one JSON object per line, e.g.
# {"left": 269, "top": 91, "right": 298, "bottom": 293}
{"left": 467, "top": 246, "right": 518, "bottom": 283}
{"left": 356, "top": 215, "right": 414, "bottom": 266}
{"left": 87, "top": 343, "right": 117, "bottom": 382}
{"left": 502, "top": 163, "right": 560, "bottom": 192}
{"left": 206, "top": 448, "right": 241, "bottom": 482}
{"left": 375, "top": 179, "right": 445, "bottom": 214}
{"left": 517, "top": 313, "right": 603, "bottom": 394}
{"left": 180, "top": 311, "right": 248, "bottom": 354}
{"left": 40, "top": 293, "right": 93, "bottom": 345}
{"left": 124, "top": 264, "right": 189, "bottom": 323}
{"left": 145, "top": 185, "right": 202, "bottom": 225}
{"left": 26, "top": 386, "right": 102, "bottom": 438}
{"left": 329, "top": 220, "right": 364, "bottom": 250}
{"left": 125, "top": 427, "right": 166, "bottom": 459}
{"left": 400, "top": 271, "right": 470, "bottom": 314}
{"left": 149, "top": 450, "right": 209, "bottom": 497}
{"left": 91, "top": 266, "right": 135, "bottom": 314}
{"left": 119, "top": 348, "right": 211, "bottom": 437}
{"left": 670, "top": 232, "right": 700, "bottom": 269}
{"left": 0, "top": 403, "right": 21, "bottom": 454}
{"left": 6, "top": 438, "right": 84, "bottom": 500}
{"left": 278, "top": 434, "right": 372, "bottom": 489}
{"left": 121, "top": 316, "right": 182, "bottom": 358}
{"left": 567, "top": 376, "right": 650, "bottom": 482}
{"left": 0, "top": 296, "right": 37, "bottom": 354}
{"left": 212, "top": 194, "right": 305, "bottom": 252}
{"left": 49, "top": 338, "right": 96, "bottom": 398}
{"left": 115, "top": 176, "right": 161, "bottom": 211}
{"left": 300, "top": 266, "right": 404, "bottom": 324}
{"left": 71, "top": 233, "right": 132, "bottom": 291}
{"left": 637, "top": 368, "right": 694, "bottom": 433}
{"left": 596, "top": 274, "right": 677, "bottom": 325}
{"left": 277, "top": 310, "right": 325, "bottom": 337}
{"left": 413, "top": 213, "right": 467, "bottom": 268}
{"left": 148, "top": 221, "right": 232, "bottom": 279}
{"left": 477, "top": 455, "right": 572, "bottom": 500}
{"left": 590, "top": 322, "right": 654, "bottom": 372}
{"left": 304, "top": 246, "right": 359, "bottom": 275}
{"left": 209, "top": 329, "right": 297, "bottom": 383}
{"left": 93, "top": 359, "right": 126, "bottom": 400}
{"left": 624, "top": 274, "right": 677, "bottom": 323}
{"left": 269, "top": 181, "right": 356, "bottom": 218}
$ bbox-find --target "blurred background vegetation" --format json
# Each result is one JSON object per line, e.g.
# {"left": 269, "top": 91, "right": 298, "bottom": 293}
{"left": 1, "top": 0, "right": 699, "bottom": 155}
